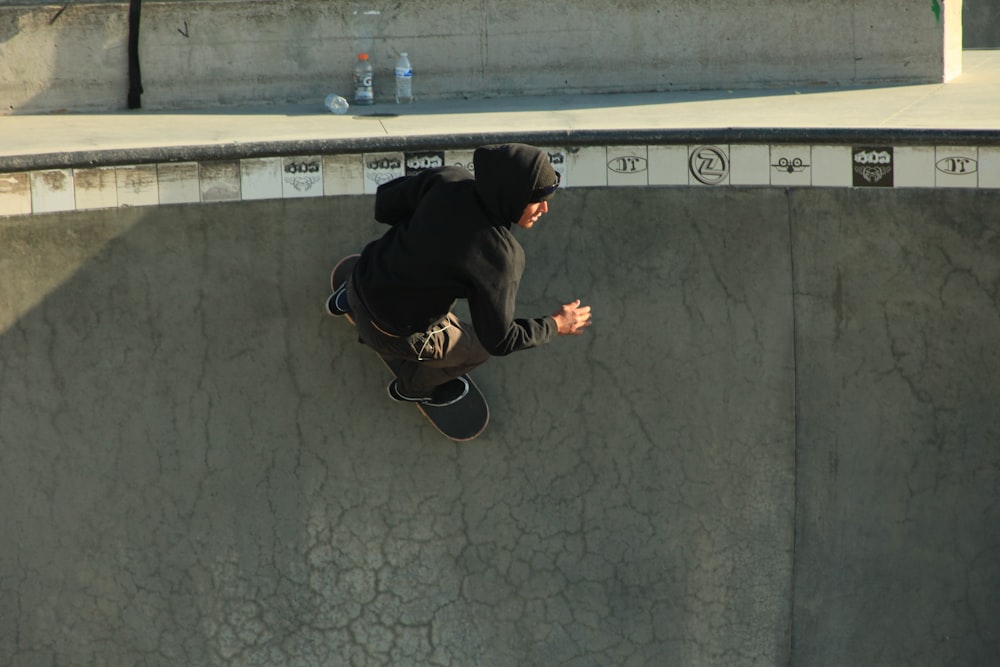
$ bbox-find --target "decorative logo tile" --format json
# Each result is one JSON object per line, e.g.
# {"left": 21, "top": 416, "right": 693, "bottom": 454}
{"left": 688, "top": 145, "right": 730, "bottom": 186}
{"left": 2, "top": 140, "right": 999, "bottom": 219}
{"left": 935, "top": 147, "right": 978, "bottom": 189}
{"left": 363, "top": 152, "right": 405, "bottom": 194}
{"left": 404, "top": 151, "right": 445, "bottom": 175}
{"left": 544, "top": 149, "right": 567, "bottom": 186}
{"left": 768, "top": 145, "right": 811, "bottom": 187}
{"left": 605, "top": 146, "right": 648, "bottom": 187}
{"left": 852, "top": 147, "right": 893, "bottom": 188}
{"left": 282, "top": 157, "right": 323, "bottom": 198}
{"left": 444, "top": 150, "right": 475, "bottom": 174}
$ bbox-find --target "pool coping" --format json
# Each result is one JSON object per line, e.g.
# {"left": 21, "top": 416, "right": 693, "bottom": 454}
{"left": 1, "top": 127, "right": 998, "bottom": 174}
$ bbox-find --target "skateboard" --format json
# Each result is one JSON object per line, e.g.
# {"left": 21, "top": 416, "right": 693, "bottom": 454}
{"left": 328, "top": 254, "right": 489, "bottom": 441}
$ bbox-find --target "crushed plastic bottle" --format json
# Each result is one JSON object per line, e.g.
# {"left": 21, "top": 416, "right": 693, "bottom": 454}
{"left": 353, "top": 53, "right": 374, "bottom": 105}
{"left": 394, "top": 52, "right": 413, "bottom": 104}
{"left": 323, "top": 94, "right": 350, "bottom": 114}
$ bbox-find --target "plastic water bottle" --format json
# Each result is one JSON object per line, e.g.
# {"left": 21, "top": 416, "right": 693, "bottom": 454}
{"left": 323, "top": 94, "right": 350, "bottom": 114}
{"left": 353, "top": 53, "right": 374, "bottom": 105}
{"left": 394, "top": 52, "right": 413, "bottom": 104}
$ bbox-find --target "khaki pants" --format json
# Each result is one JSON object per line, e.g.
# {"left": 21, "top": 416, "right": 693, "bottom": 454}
{"left": 347, "top": 278, "right": 490, "bottom": 395}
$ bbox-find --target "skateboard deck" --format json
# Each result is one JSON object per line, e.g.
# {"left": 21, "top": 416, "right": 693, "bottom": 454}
{"left": 329, "top": 253, "right": 489, "bottom": 441}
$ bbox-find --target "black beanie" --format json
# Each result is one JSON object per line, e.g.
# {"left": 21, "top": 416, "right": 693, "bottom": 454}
{"left": 529, "top": 158, "right": 560, "bottom": 203}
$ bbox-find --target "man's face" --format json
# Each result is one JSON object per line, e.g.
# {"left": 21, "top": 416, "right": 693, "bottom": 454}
{"left": 516, "top": 201, "right": 549, "bottom": 229}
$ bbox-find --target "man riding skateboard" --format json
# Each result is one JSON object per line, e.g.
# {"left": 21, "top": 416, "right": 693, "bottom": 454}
{"left": 327, "top": 143, "right": 592, "bottom": 407}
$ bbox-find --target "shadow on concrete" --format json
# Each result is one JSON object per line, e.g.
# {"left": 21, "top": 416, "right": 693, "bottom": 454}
{"left": 69, "top": 80, "right": 917, "bottom": 119}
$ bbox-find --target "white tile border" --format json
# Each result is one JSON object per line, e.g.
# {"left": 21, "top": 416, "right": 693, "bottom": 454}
{"left": 981, "top": 147, "right": 1000, "bottom": 189}
{"left": 811, "top": 146, "right": 852, "bottom": 188}
{"left": 565, "top": 146, "right": 607, "bottom": 188}
{"left": 0, "top": 172, "right": 32, "bottom": 216}
{"left": 74, "top": 167, "right": 119, "bottom": 210}
{"left": 30, "top": 169, "right": 75, "bottom": 213}
{"left": 730, "top": 145, "right": 770, "bottom": 186}
{"left": 323, "top": 154, "right": 366, "bottom": 196}
{"left": 199, "top": 161, "right": 241, "bottom": 203}
{"left": 157, "top": 162, "right": 201, "bottom": 205}
{"left": 116, "top": 165, "right": 159, "bottom": 208}
{"left": 241, "top": 157, "right": 284, "bottom": 201}
{"left": 2, "top": 142, "right": 998, "bottom": 217}
{"left": 894, "top": 147, "right": 936, "bottom": 188}
{"left": 648, "top": 145, "right": 688, "bottom": 186}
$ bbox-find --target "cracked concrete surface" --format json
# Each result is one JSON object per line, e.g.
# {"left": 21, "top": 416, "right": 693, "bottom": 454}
{"left": 790, "top": 188, "right": 1000, "bottom": 665}
{"left": 1, "top": 188, "right": 997, "bottom": 665}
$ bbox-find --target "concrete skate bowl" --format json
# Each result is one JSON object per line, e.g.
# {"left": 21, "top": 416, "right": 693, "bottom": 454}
{"left": 1, "top": 186, "right": 998, "bottom": 665}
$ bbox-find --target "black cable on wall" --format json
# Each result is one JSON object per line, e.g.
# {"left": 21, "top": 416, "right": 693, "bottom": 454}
{"left": 127, "top": 0, "right": 143, "bottom": 109}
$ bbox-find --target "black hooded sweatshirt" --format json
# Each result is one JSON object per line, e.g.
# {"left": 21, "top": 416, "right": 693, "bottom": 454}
{"left": 351, "top": 144, "right": 558, "bottom": 356}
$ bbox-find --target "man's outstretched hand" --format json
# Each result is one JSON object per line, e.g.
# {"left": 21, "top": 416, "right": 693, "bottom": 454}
{"left": 552, "top": 299, "right": 592, "bottom": 335}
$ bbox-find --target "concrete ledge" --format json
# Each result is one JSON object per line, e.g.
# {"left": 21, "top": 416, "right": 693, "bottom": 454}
{"left": 1, "top": 0, "right": 963, "bottom": 113}
{"left": 3, "top": 48, "right": 999, "bottom": 174}
{"left": 3, "top": 50, "right": 999, "bottom": 216}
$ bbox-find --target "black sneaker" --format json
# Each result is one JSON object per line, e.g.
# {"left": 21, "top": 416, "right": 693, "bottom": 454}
{"left": 387, "top": 377, "right": 470, "bottom": 407}
{"left": 324, "top": 284, "right": 351, "bottom": 317}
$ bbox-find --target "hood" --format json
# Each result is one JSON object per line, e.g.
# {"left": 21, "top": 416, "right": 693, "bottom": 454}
{"left": 473, "top": 144, "right": 557, "bottom": 226}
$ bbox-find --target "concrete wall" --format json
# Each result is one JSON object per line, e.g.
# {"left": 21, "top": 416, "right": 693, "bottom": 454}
{"left": 1, "top": 187, "right": 997, "bottom": 665}
{"left": 1, "top": 0, "right": 964, "bottom": 114}
{"left": 965, "top": 0, "right": 1000, "bottom": 47}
